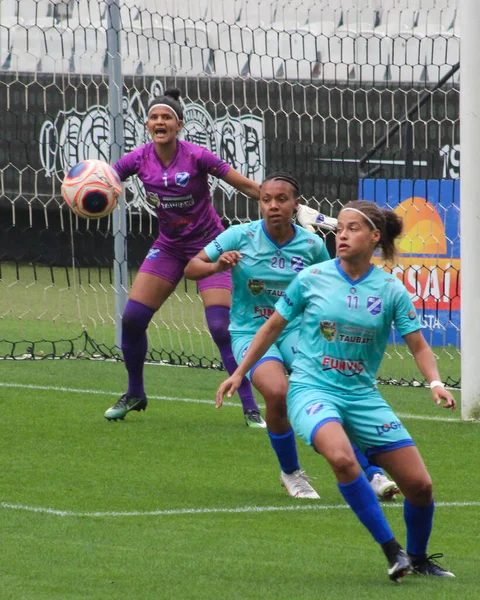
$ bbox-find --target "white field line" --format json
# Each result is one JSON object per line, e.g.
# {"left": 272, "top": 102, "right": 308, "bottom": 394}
{"left": 1, "top": 500, "right": 479, "bottom": 519}
{"left": 0, "top": 381, "right": 470, "bottom": 423}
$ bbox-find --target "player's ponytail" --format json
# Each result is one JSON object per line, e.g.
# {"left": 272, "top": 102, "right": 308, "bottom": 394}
{"left": 381, "top": 209, "right": 403, "bottom": 262}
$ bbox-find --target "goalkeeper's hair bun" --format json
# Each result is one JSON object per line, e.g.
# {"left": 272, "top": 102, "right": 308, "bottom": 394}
{"left": 262, "top": 172, "right": 300, "bottom": 196}
{"left": 164, "top": 88, "right": 182, "bottom": 102}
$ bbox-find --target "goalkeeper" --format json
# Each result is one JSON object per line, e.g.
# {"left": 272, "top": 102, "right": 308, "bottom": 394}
{"left": 103, "top": 88, "right": 264, "bottom": 426}
{"left": 185, "top": 173, "right": 399, "bottom": 501}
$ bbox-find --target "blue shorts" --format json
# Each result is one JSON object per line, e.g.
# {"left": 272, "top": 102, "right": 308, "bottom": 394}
{"left": 231, "top": 328, "right": 299, "bottom": 379}
{"left": 287, "top": 383, "right": 415, "bottom": 458}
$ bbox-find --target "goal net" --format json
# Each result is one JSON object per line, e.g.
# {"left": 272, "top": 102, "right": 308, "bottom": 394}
{"left": 0, "top": 0, "right": 460, "bottom": 386}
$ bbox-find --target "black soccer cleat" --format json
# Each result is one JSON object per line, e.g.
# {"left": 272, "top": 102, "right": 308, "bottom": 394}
{"left": 409, "top": 553, "right": 455, "bottom": 577}
{"left": 104, "top": 393, "right": 148, "bottom": 421}
{"left": 382, "top": 539, "right": 413, "bottom": 582}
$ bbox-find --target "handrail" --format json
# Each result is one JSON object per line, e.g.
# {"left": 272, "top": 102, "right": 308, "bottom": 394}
{"left": 358, "top": 61, "right": 460, "bottom": 179}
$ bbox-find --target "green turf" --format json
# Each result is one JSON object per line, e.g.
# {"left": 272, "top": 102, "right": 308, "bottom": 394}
{"left": 0, "top": 360, "right": 478, "bottom": 599}
{"left": 0, "top": 262, "right": 461, "bottom": 383}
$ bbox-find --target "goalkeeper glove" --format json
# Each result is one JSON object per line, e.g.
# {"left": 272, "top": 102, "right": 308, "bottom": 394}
{"left": 296, "top": 205, "right": 338, "bottom": 233}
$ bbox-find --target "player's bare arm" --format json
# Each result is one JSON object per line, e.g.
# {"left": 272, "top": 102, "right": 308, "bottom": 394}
{"left": 184, "top": 249, "right": 242, "bottom": 280}
{"left": 222, "top": 168, "right": 260, "bottom": 200}
{"left": 404, "top": 330, "right": 456, "bottom": 410}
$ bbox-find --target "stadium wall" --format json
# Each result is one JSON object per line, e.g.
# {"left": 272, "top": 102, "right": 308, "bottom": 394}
{"left": 0, "top": 72, "right": 459, "bottom": 266}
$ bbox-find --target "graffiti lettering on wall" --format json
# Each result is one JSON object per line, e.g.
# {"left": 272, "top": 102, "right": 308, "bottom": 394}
{"left": 39, "top": 81, "right": 264, "bottom": 216}
{"left": 181, "top": 104, "right": 264, "bottom": 199}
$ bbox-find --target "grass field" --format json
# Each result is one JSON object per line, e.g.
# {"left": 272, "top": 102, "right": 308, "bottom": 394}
{"left": 0, "top": 262, "right": 461, "bottom": 384}
{"left": 1, "top": 359, "right": 478, "bottom": 599}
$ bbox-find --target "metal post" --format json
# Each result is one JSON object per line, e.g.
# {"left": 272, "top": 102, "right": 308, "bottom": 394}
{"left": 106, "top": 0, "right": 128, "bottom": 351}
{"left": 460, "top": 0, "right": 480, "bottom": 419}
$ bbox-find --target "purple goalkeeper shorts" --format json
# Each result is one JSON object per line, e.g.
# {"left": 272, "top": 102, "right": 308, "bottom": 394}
{"left": 139, "top": 234, "right": 232, "bottom": 292}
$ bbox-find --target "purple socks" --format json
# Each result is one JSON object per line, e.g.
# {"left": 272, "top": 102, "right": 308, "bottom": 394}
{"left": 122, "top": 299, "right": 155, "bottom": 398}
{"left": 121, "top": 301, "right": 258, "bottom": 412}
{"left": 204, "top": 305, "right": 259, "bottom": 413}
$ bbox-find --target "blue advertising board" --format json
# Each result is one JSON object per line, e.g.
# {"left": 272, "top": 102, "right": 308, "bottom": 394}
{"left": 359, "top": 179, "right": 460, "bottom": 347}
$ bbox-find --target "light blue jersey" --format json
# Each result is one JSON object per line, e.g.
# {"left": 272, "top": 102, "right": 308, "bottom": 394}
{"left": 276, "top": 258, "right": 422, "bottom": 394}
{"left": 204, "top": 220, "right": 330, "bottom": 335}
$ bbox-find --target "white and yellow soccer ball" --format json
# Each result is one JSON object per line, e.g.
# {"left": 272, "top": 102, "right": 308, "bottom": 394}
{"left": 61, "top": 159, "right": 122, "bottom": 219}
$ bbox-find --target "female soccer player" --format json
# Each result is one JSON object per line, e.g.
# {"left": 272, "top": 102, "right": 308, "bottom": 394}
{"left": 103, "top": 88, "right": 263, "bottom": 426}
{"left": 217, "top": 200, "right": 456, "bottom": 579}
{"left": 186, "top": 179, "right": 399, "bottom": 501}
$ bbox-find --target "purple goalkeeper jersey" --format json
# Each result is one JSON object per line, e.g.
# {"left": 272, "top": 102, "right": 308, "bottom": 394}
{"left": 113, "top": 140, "right": 231, "bottom": 243}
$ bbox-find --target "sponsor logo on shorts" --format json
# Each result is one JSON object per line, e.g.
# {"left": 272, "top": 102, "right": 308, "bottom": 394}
{"left": 241, "top": 346, "right": 250, "bottom": 357}
{"left": 367, "top": 296, "right": 382, "bottom": 315}
{"left": 175, "top": 172, "right": 190, "bottom": 187}
{"left": 321, "top": 356, "right": 364, "bottom": 376}
{"left": 320, "top": 320, "right": 337, "bottom": 342}
{"left": 291, "top": 256, "right": 305, "bottom": 272}
{"left": 306, "top": 402, "right": 324, "bottom": 416}
{"left": 375, "top": 420, "right": 404, "bottom": 436}
{"left": 146, "top": 248, "right": 161, "bottom": 260}
{"left": 254, "top": 306, "right": 275, "bottom": 319}
{"left": 248, "top": 279, "right": 265, "bottom": 296}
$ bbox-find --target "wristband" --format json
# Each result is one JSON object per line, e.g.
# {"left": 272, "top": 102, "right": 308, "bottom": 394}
{"left": 429, "top": 380, "right": 445, "bottom": 389}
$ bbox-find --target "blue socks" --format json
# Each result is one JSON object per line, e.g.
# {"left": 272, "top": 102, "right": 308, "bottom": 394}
{"left": 404, "top": 499, "right": 434, "bottom": 556}
{"left": 268, "top": 428, "right": 300, "bottom": 474}
{"left": 352, "top": 443, "right": 384, "bottom": 481}
{"left": 338, "top": 474, "right": 394, "bottom": 544}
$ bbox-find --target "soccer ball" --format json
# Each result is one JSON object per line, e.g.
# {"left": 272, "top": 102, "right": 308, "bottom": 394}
{"left": 61, "top": 159, "right": 122, "bottom": 219}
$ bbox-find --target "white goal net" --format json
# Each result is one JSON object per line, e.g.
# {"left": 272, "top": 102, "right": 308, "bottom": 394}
{"left": 0, "top": 0, "right": 460, "bottom": 386}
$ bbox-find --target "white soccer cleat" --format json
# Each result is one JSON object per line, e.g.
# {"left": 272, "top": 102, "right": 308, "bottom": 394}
{"left": 296, "top": 205, "right": 338, "bottom": 233}
{"left": 370, "top": 473, "right": 400, "bottom": 501}
{"left": 281, "top": 469, "right": 320, "bottom": 499}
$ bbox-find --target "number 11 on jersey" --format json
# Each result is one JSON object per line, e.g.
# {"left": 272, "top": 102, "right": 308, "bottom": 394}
{"left": 347, "top": 295, "right": 359, "bottom": 309}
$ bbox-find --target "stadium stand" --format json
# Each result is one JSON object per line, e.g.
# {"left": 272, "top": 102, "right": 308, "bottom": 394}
{"left": 0, "top": 0, "right": 460, "bottom": 81}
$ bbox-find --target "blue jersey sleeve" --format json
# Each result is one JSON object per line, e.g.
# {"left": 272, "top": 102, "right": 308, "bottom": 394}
{"left": 313, "top": 236, "right": 331, "bottom": 263}
{"left": 204, "top": 225, "right": 242, "bottom": 262}
{"left": 393, "top": 284, "right": 422, "bottom": 337}
{"left": 275, "top": 270, "right": 307, "bottom": 322}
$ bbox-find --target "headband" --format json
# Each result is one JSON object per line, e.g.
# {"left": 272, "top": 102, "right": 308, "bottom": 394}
{"left": 148, "top": 103, "right": 181, "bottom": 121}
{"left": 342, "top": 207, "right": 378, "bottom": 231}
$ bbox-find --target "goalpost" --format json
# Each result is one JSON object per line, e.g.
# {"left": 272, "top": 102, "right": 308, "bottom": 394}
{"left": 0, "top": 0, "right": 471, "bottom": 412}
{"left": 460, "top": 0, "right": 480, "bottom": 419}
